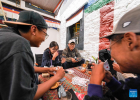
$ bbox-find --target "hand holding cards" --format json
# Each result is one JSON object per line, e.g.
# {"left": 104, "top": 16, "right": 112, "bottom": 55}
{"left": 103, "top": 60, "right": 110, "bottom": 71}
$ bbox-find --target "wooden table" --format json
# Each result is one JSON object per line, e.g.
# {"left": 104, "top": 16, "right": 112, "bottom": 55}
{"left": 38, "top": 67, "right": 108, "bottom": 100}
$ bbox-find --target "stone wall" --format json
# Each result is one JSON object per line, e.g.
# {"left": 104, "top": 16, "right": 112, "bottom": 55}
{"left": 83, "top": 9, "right": 100, "bottom": 61}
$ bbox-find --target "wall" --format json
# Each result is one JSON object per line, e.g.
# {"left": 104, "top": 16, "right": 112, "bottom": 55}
{"left": 31, "top": 28, "right": 60, "bottom": 61}
{"left": 83, "top": 9, "right": 100, "bottom": 61}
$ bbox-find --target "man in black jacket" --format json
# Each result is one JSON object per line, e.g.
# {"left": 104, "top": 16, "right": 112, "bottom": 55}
{"left": 0, "top": 11, "right": 65, "bottom": 100}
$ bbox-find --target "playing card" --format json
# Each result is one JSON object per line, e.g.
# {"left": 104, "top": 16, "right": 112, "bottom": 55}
{"left": 103, "top": 60, "right": 110, "bottom": 70}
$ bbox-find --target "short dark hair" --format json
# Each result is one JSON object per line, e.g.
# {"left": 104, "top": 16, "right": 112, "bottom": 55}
{"left": 49, "top": 41, "right": 59, "bottom": 49}
{"left": 17, "top": 25, "right": 47, "bottom": 33}
{"left": 45, "top": 41, "right": 59, "bottom": 51}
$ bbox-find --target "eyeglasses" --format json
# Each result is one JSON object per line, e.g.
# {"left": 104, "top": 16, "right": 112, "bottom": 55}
{"left": 107, "top": 33, "right": 140, "bottom": 49}
{"left": 41, "top": 30, "right": 49, "bottom": 39}
{"left": 108, "top": 37, "right": 124, "bottom": 49}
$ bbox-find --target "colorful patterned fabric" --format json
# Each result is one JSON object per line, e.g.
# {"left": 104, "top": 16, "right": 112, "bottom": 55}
{"left": 84, "top": 0, "right": 113, "bottom": 13}
{"left": 38, "top": 67, "right": 109, "bottom": 100}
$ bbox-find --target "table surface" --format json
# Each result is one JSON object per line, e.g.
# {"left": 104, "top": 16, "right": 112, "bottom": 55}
{"left": 38, "top": 67, "right": 108, "bottom": 100}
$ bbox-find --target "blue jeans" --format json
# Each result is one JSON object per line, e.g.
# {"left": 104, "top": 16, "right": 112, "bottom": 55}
{"left": 62, "top": 59, "right": 85, "bottom": 69}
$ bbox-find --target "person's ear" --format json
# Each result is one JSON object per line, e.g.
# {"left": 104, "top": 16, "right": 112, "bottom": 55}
{"left": 30, "top": 25, "right": 37, "bottom": 36}
{"left": 124, "top": 32, "right": 137, "bottom": 51}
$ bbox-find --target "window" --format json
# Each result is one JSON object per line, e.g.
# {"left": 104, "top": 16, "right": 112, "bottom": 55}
{"left": 66, "top": 19, "right": 84, "bottom": 50}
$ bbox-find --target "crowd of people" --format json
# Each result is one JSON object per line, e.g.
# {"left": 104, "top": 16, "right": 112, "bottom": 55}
{"left": 0, "top": 5, "right": 140, "bottom": 100}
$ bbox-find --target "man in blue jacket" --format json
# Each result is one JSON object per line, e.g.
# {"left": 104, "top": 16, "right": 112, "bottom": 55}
{"left": 86, "top": 5, "right": 140, "bottom": 100}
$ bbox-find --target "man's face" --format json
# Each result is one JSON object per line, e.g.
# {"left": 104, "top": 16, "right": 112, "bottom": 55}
{"left": 68, "top": 43, "right": 75, "bottom": 51}
{"left": 109, "top": 39, "right": 130, "bottom": 73}
{"left": 110, "top": 33, "right": 140, "bottom": 74}
{"left": 109, "top": 39, "right": 123, "bottom": 64}
{"left": 32, "top": 27, "right": 48, "bottom": 47}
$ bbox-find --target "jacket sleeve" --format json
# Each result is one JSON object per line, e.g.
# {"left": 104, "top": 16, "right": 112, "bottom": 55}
{"left": 106, "top": 77, "right": 140, "bottom": 100}
{"left": 85, "top": 95, "right": 110, "bottom": 100}
{"left": 75, "top": 48, "right": 82, "bottom": 61}
{"left": 85, "top": 84, "right": 110, "bottom": 100}
{"left": 52, "top": 56, "right": 61, "bottom": 66}
{"left": 41, "top": 50, "right": 51, "bottom": 67}
{"left": 87, "top": 84, "right": 103, "bottom": 97}
{"left": 85, "top": 77, "right": 140, "bottom": 100}
{"left": 62, "top": 49, "right": 72, "bottom": 62}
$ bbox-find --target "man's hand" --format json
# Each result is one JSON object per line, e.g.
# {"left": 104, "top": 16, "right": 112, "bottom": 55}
{"left": 90, "top": 62, "right": 105, "bottom": 85}
{"left": 61, "top": 58, "right": 66, "bottom": 64}
{"left": 98, "top": 60, "right": 102, "bottom": 64}
{"left": 103, "top": 71, "right": 113, "bottom": 83}
{"left": 55, "top": 67, "right": 65, "bottom": 79}
{"left": 71, "top": 58, "right": 78, "bottom": 63}
{"left": 91, "top": 62, "right": 96, "bottom": 69}
{"left": 46, "top": 67, "right": 57, "bottom": 75}
{"left": 113, "top": 63, "right": 123, "bottom": 73}
{"left": 48, "top": 67, "right": 57, "bottom": 72}
{"left": 76, "top": 58, "right": 80, "bottom": 61}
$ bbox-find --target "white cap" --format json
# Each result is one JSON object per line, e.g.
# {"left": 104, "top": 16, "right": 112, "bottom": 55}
{"left": 68, "top": 39, "right": 75, "bottom": 44}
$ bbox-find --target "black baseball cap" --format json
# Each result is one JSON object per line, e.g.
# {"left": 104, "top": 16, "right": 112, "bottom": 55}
{"left": 4, "top": 11, "right": 48, "bottom": 29}
{"left": 100, "top": 5, "right": 140, "bottom": 38}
